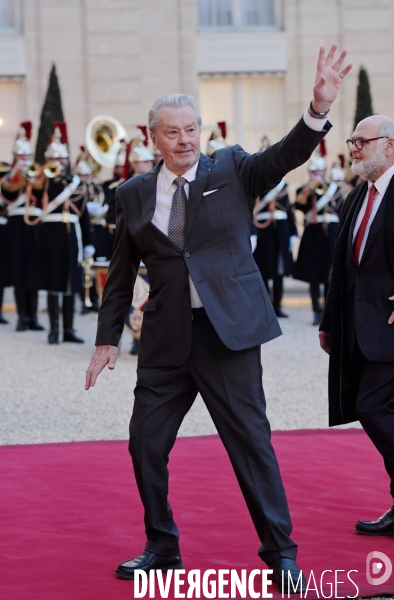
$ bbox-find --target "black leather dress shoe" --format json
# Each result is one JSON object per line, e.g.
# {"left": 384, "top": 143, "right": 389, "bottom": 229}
{"left": 63, "top": 328, "right": 84, "bottom": 343}
{"left": 270, "top": 558, "right": 306, "bottom": 594}
{"left": 274, "top": 306, "right": 289, "bottom": 318}
{"left": 115, "top": 550, "right": 184, "bottom": 580}
{"left": 0, "top": 313, "right": 8, "bottom": 324}
{"left": 28, "top": 318, "right": 45, "bottom": 331}
{"left": 355, "top": 506, "right": 394, "bottom": 536}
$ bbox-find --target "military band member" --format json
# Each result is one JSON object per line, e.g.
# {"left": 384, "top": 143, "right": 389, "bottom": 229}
{"left": 122, "top": 129, "right": 154, "bottom": 355}
{"left": 206, "top": 121, "right": 227, "bottom": 156}
{"left": 330, "top": 153, "right": 353, "bottom": 198}
{"left": 1, "top": 122, "right": 45, "bottom": 331}
{"left": 0, "top": 161, "right": 10, "bottom": 324}
{"left": 253, "top": 181, "right": 298, "bottom": 317}
{"left": 28, "top": 122, "right": 94, "bottom": 344}
{"left": 252, "top": 137, "right": 298, "bottom": 317}
{"left": 293, "top": 143, "right": 345, "bottom": 325}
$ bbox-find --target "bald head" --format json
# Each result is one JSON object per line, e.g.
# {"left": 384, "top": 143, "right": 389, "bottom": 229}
{"left": 351, "top": 114, "right": 394, "bottom": 181}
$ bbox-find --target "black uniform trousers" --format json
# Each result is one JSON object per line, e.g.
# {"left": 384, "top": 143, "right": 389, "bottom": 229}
{"left": 129, "top": 308, "right": 296, "bottom": 565}
{"left": 352, "top": 340, "right": 394, "bottom": 498}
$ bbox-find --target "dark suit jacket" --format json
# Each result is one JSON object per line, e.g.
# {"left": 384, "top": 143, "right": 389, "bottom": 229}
{"left": 96, "top": 118, "right": 330, "bottom": 367}
{"left": 321, "top": 174, "right": 394, "bottom": 425}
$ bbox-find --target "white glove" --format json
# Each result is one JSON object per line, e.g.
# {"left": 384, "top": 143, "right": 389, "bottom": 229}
{"left": 250, "top": 235, "right": 258, "bottom": 253}
{"left": 83, "top": 245, "right": 95, "bottom": 259}
{"left": 289, "top": 235, "right": 298, "bottom": 252}
{"left": 86, "top": 201, "right": 104, "bottom": 217}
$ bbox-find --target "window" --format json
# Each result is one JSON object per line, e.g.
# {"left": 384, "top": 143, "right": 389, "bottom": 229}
{"left": 0, "top": 81, "right": 24, "bottom": 161}
{"left": 199, "top": 76, "right": 284, "bottom": 153}
{"left": 0, "top": 0, "right": 14, "bottom": 28}
{"left": 198, "top": 0, "right": 277, "bottom": 29}
{"left": 242, "top": 0, "right": 276, "bottom": 27}
{"left": 198, "top": 0, "right": 232, "bottom": 27}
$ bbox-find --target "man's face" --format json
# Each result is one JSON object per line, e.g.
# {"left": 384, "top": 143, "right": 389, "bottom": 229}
{"left": 350, "top": 120, "right": 389, "bottom": 181}
{"left": 150, "top": 106, "right": 201, "bottom": 176}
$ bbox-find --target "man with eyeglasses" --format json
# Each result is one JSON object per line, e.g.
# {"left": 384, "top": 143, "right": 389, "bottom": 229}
{"left": 319, "top": 114, "right": 394, "bottom": 535}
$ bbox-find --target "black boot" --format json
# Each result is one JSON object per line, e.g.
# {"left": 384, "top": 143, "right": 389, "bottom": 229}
{"left": 27, "top": 291, "right": 45, "bottom": 331}
{"left": 310, "top": 283, "right": 322, "bottom": 326}
{"left": 14, "top": 287, "right": 28, "bottom": 331}
{"left": 273, "top": 276, "right": 288, "bottom": 317}
{"left": 63, "top": 295, "right": 84, "bottom": 343}
{"left": 0, "top": 287, "right": 8, "bottom": 324}
{"left": 47, "top": 294, "right": 60, "bottom": 344}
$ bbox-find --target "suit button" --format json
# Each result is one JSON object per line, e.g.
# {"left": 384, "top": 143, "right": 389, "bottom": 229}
{"left": 356, "top": 273, "right": 362, "bottom": 278}
{"left": 184, "top": 252, "right": 190, "bottom": 258}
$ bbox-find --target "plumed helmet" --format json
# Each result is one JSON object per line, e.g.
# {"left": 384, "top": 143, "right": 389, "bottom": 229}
{"left": 13, "top": 121, "right": 33, "bottom": 156}
{"left": 206, "top": 121, "right": 227, "bottom": 156}
{"left": 330, "top": 154, "right": 346, "bottom": 181}
{"left": 45, "top": 122, "right": 69, "bottom": 159}
{"left": 129, "top": 133, "right": 155, "bottom": 164}
{"left": 74, "top": 146, "right": 92, "bottom": 176}
{"left": 309, "top": 140, "right": 327, "bottom": 171}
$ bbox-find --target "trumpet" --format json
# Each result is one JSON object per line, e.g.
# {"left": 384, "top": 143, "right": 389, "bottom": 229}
{"left": 27, "top": 162, "right": 42, "bottom": 182}
{"left": 43, "top": 161, "right": 61, "bottom": 179}
{"left": 297, "top": 177, "right": 328, "bottom": 204}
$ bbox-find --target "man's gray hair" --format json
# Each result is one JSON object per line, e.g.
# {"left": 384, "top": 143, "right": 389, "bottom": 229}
{"left": 148, "top": 94, "right": 202, "bottom": 132}
{"left": 379, "top": 119, "right": 394, "bottom": 140}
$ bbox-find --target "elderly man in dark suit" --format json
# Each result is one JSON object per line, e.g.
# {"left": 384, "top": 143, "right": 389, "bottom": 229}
{"left": 319, "top": 114, "right": 394, "bottom": 536}
{"left": 86, "top": 46, "right": 351, "bottom": 591}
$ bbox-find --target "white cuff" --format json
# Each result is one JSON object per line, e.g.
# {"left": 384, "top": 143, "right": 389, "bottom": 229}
{"left": 250, "top": 234, "right": 258, "bottom": 253}
{"left": 303, "top": 109, "right": 328, "bottom": 132}
{"left": 83, "top": 245, "right": 95, "bottom": 259}
{"left": 289, "top": 235, "right": 298, "bottom": 252}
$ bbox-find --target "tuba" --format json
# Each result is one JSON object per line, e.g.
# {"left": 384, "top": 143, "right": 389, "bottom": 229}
{"left": 85, "top": 116, "right": 129, "bottom": 169}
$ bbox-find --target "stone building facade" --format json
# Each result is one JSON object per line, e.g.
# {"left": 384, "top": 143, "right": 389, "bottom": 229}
{"left": 0, "top": 0, "right": 393, "bottom": 190}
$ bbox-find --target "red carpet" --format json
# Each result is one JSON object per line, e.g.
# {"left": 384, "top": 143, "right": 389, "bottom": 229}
{"left": 1, "top": 430, "right": 394, "bottom": 599}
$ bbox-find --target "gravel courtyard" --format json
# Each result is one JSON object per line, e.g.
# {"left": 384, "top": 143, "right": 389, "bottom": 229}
{"left": 0, "top": 281, "right": 360, "bottom": 446}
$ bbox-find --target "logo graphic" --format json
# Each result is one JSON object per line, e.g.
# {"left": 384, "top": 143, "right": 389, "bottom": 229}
{"left": 366, "top": 551, "right": 392, "bottom": 585}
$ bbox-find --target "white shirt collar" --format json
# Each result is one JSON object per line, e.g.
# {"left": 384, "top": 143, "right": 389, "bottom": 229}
{"left": 368, "top": 164, "right": 394, "bottom": 196}
{"left": 161, "top": 161, "right": 199, "bottom": 194}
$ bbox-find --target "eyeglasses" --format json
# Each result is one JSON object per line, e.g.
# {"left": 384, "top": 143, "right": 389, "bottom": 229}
{"left": 346, "top": 136, "right": 389, "bottom": 151}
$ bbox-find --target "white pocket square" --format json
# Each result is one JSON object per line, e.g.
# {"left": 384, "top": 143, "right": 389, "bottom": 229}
{"left": 203, "top": 189, "right": 219, "bottom": 196}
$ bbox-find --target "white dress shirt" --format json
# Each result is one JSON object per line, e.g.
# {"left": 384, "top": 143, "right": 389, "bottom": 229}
{"left": 153, "top": 161, "right": 203, "bottom": 308}
{"left": 152, "top": 111, "right": 328, "bottom": 308}
{"left": 352, "top": 164, "right": 394, "bottom": 262}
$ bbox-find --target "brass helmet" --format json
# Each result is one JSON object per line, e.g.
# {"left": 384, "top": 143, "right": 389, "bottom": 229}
{"left": 74, "top": 145, "right": 93, "bottom": 176}
{"left": 13, "top": 121, "right": 33, "bottom": 156}
{"left": 129, "top": 131, "right": 154, "bottom": 165}
{"left": 330, "top": 154, "right": 346, "bottom": 182}
{"left": 206, "top": 121, "right": 227, "bottom": 156}
{"left": 45, "top": 122, "right": 69, "bottom": 159}
{"left": 308, "top": 140, "right": 327, "bottom": 172}
{"left": 259, "top": 135, "right": 270, "bottom": 152}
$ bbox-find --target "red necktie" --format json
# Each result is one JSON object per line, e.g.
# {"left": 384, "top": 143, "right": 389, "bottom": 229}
{"left": 353, "top": 184, "right": 377, "bottom": 263}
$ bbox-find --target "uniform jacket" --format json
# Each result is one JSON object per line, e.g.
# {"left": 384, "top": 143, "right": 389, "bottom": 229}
{"left": 321, "top": 175, "right": 394, "bottom": 425}
{"left": 96, "top": 118, "right": 330, "bottom": 368}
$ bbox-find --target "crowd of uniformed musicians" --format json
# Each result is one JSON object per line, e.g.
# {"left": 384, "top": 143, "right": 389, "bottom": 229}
{"left": 0, "top": 117, "right": 358, "bottom": 354}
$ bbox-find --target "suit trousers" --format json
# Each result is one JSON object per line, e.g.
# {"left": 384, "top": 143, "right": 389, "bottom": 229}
{"left": 354, "top": 341, "right": 394, "bottom": 497}
{"left": 129, "top": 308, "right": 297, "bottom": 565}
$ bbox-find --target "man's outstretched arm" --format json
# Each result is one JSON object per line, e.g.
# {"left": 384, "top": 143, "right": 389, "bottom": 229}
{"left": 234, "top": 45, "right": 352, "bottom": 198}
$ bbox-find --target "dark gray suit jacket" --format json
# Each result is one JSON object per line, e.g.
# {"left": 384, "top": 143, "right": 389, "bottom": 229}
{"left": 321, "top": 174, "right": 394, "bottom": 425}
{"left": 96, "top": 118, "right": 330, "bottom": 367}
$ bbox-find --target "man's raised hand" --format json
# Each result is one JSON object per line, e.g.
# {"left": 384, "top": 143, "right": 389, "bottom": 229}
{"left": 85, "top": 344, "right": 118, "bottom": 390}
{"left": 312, "top": 45, "right": 352, "bottom": 113}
